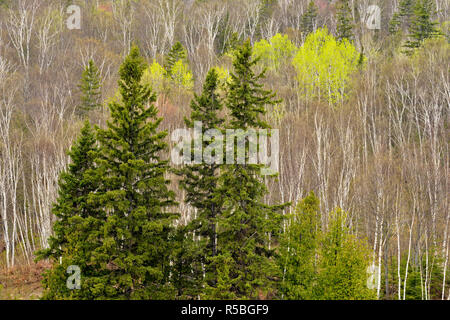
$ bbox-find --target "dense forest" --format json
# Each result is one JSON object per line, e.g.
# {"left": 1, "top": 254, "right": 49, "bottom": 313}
{"left": 0, "top": 0, "right": 449, "bottom": 300}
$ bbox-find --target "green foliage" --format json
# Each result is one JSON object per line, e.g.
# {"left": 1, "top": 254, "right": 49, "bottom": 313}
{"left": 301, "top": 1, "right": 319, "bottom": 36}
{"left": 164, "top": 41, "right": 187, "bottom": 77}
{"left": 389, "top": 0, "right": 415, "bottom": 34}
{"left": 292, "top": 28, "right": 360, "bottom": 105}
{"left": 278, "top": 195, "right": 375, "bottom": 300}
{"left": 209, "top": 41, "right": 288, "bottom": 299}
{"left": 404, "top": 0, "right": 441, "bottom": 52}
{"left": 175, "top": 69, "right": 225, "bottom": 298}
{"left": 89, "top": 46, "right": 178, "bottom": 299}
{"left": 223, "top": 32, "right": 243, "bottom": 55}
{"left": 170, "top": 226, "right": 205, "bottom": 299}
{"left": 214, "top": 66, "right": 232, "bottom": 88}
{"left": 204, "top": 254, "right": 238, "bottom": 299}
{"left": 162, "top": 42, "right": 193, "bottom": 90}
{"left": 253, "top": 34, "right": 298, "bottom": 70}
{"left": 278, "top": 192, "right": 321, "bottom": 299}
{"left": 78, "top": 60, "right": 102, "bottom": 116}
{"left": 141, "top": 60, "right": 166, "bottom": 94}
{"left": 315, "top": 209, "right": 376, "bottom": 300}
{"left": 35, "top": 121, "right": 102, "bottom": 299}
{"left": 170, "top": 59, "right": 194, "bottom": 90}
{"left": 336, "top": 0, "right": 354, "bottom": 42}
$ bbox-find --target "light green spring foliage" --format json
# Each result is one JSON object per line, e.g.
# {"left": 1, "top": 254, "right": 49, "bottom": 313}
{"left": 141, "top": 60, "right": 166, "bottom": 93}
{"left": 135, "top": 58, "right": 194, "bottom": 94}
{"left": 317, "top": 208, "right": 376, "bottom": 300}
{"left": 214, "top": 66, "right": 232, "bottom": 85}
{"left": 279, "top": 194, "right": 376, "bottom": 300}
{"left": 170, "top": 59, "right": 194, "bottom": 90}
{"left": 253, "top": 33, "right": 298, "bottom": 70}
{"left": 279, "top": 192, "right": 321, "bottom": 300}
{"left": 292, "top": 28, "right": 360, "bottom": 106}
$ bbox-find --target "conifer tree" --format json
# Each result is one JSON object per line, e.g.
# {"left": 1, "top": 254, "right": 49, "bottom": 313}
{"left": 36, "top": 121, "right": 102, "bottom": 299}
{"left": 316, "top": 208, "right": 376, "bottom": 300}
{"left": 210, "top": 41, "right": 287, "bottom": 299}
{"left": 164, "top": 41, "right": 187, "bottom": 78}
{"left": 389, "top": 0, "right": 415, "bottom": 34}
{"left": 404, "top": 0, "right": 440, "bottom": 51}
{"left": 279, "top": 192, "right": 321, "bottom": 300}
{"left": 301, "top": 1, "right": 318, "bottom": 37}
{"left": 174, "top": 69, "right": 225, "bottom": 298}
{"left": 336, "top": 0, "right": 354, "bottom": 42}
{"left": 92, "top": 46, "right": 177, "bottom": 299}
{"left": 78, "top": 60, "right": 102, "bottom": 116}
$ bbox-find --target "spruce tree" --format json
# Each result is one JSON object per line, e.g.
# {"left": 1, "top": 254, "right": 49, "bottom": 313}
{"left": 301, "top": 1, "right": 318, "bottom": 37}
{"left": 210, "top": 41, "right": 288, "bottom": 299}
{"left": 389, "top": 0, "right": 414, "bottom": 34}
{"left": 92, "top": 46, "right": 177, "bottom": 299}
{"left": 315, "top": 208, "right": 376, "bottom": 300}
{"left": 78, "top": 60, "right": 102, "bottom": 116}
{"left": 336, "top": 0, "right": 354, "bottom": 42}
{"left": 279, "top": 192, "right": 321, "bottom": 300}
{"left": 36, "top": 121, "right": 102, "bottom": 299}
{"left": 164, "top": 41, "right": 187, "bottom": 78}
{"left": 404, "top": 0, "right": 440, "bottom": 51}
{"left": 175, "top": 69, "right": 225, "bottom": 298}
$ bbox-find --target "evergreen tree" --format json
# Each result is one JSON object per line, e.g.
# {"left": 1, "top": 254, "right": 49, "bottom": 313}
{"left": 224, "top": 32, "right": 243, "bottom": 55}
{"left": 389, "top": 0, "right": 415, "bottom": 34}
{"left": 301, "top": 1, "right": 318, "bottom": 37}
{"left": 78, "top": 60, "right": 102, "bottom": 116}
{"left": 170, "top": 225, "right": 204, "bottom": 299}
{"left": 404, "top": 0, "right": 440, "bottom": 51}
{"left": 92, "top": 46, "right": 177, "bottom": 299}
{"left": 279, "top": 192, "right": 321, "bottom": 300}
{"left": 36, "top": 121, "right": 102, "bottom": 299}
{"left": 164, "top": 41, "right": 187, "bottom": 78}
{"left": 336, "top": 0, "right": 354, "bottom": 42}
{"left": 315, "top": 208, "right": 376, "bottom": 300}
{"left": 209, "top": 41, "right": 288, "bottom": 299}
{"left": 174, "top": 69, "right": 225, "bottom": 298}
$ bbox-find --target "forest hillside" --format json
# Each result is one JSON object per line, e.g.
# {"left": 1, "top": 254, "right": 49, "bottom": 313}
{"left": 0, "top": 0, "right": 449, "bottom": 300}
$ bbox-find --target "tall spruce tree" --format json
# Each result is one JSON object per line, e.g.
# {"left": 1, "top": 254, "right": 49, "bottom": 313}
{"left": 301, "top": 1, "right": 319, "bottom": 37}
{"left": 78, "top": 60, "right": 102, "bottom": 116}
{"left": 175, "top": 68, "right": 225, "bottom": 298}
{"left": 336, "top": 0, "right": 354, "bottom": 42}
{"left": 164, "top": 41, "right": 187, "bottom": 77}
{"left": 92, "top": 46, "right": 177, "bottom": 299}
{"left": 404, "top": 0, "right": 440, "bottom": 51}
{"left": 36, "top": 121, "right": 103, "bottom": 299}
{"left": 209, "top": 41, "right": 287, "bottom": 299}
{"left": 278, "top": 192, "right": 321, "bottom": 300}
{"left": 389, "top": 0, "right": 415, "bottom": 34}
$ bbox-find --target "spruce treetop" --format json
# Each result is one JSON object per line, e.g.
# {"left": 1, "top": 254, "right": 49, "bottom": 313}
{"left": 79, "top": 59, "right": 102, "bottom": 116}
{"left": 227, "top": 40, "right": 280, "bottom": 130}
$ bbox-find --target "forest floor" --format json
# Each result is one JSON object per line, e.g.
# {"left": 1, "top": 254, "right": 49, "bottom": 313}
{"left": 0, "top": 261, "right": 47, "bottom": 300}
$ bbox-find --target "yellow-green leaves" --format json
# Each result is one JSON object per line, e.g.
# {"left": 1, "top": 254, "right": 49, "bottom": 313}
{"left": 142, "top": 60, "right": 165, "bottom": 93}
{"left": 253, "top": 33, "right": 298, "bottom": 70}
{"left": 292, "top": 28, "right": 360, "bottom": 106}
{"left": 170, "top": 59, "right": 194, "bottom": 90}
{"left": 142, "top": 59, "right": 194, "bottom": 92}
